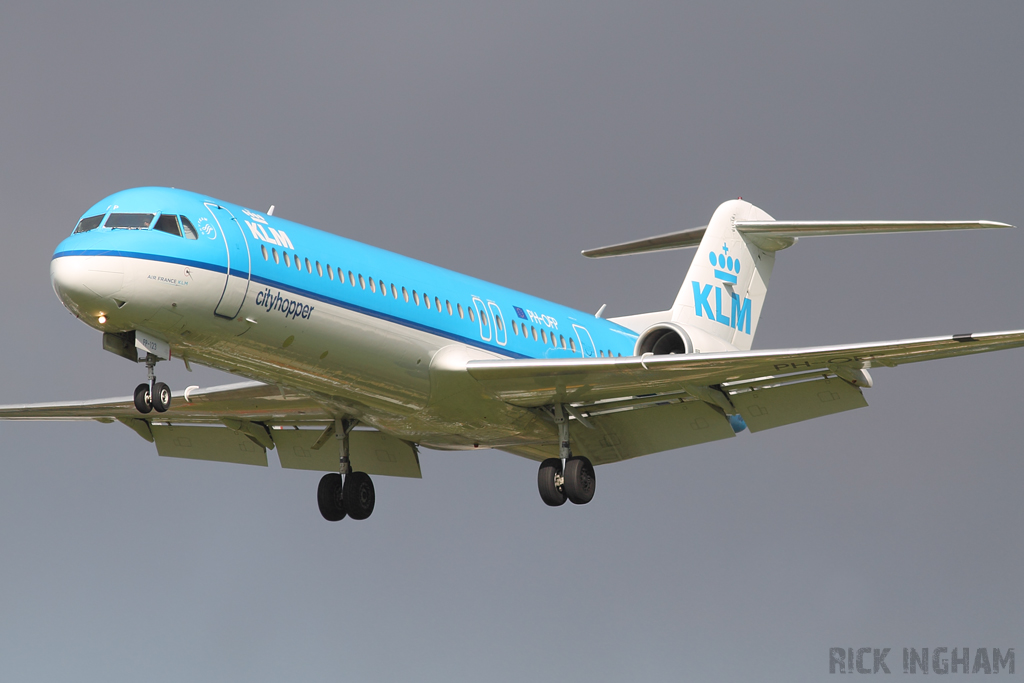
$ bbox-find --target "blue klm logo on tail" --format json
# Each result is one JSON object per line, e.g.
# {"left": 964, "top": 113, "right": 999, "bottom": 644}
{"left": 692, "top": 243, "right": 752, "bottom": 334}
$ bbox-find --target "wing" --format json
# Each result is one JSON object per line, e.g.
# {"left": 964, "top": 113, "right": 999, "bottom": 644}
{"left": 472, "top": 329, "right": 1024, "bottom": 464}
{"left": 0, "top": 380, "right": 329, "bottom": 423}
{"left": 467, "top": 329, "right": 1024, "bottom": 407}
{"left": 0, "top": 381, "right": 420, "bottom": 477}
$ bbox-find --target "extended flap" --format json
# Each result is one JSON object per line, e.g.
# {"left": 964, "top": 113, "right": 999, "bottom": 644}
{"left": 273, "top": 429, "right": 422, "bottom": 478}
{"left": 730, "top": 377, "right": 867, "bottom": 433}
{"left": 152, "top": 425, "right": 268, "bottom": 466}
{"left": 574, "top": 400, "right": 736, "bottom": 465}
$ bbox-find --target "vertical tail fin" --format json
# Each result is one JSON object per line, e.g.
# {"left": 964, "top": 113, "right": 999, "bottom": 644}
{"left": 670, "top": 199, "right": 777, "bottom": 351}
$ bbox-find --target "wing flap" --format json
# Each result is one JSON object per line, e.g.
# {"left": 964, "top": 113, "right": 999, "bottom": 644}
{"left": 273, "top": 429, "right": 422, "bottom": 478}
{"left": 573, "top": 400, "right": 736, "bottom": 464}
{"left": 153, "top": 425, "right": 268, "bottom": 467}
{"left": 730, "top": 376, "right": 867, "bottom": 432}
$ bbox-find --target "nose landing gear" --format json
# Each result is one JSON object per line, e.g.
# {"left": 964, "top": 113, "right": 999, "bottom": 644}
{"left": 133, "top": 355, "right": 171, "bottom": 414}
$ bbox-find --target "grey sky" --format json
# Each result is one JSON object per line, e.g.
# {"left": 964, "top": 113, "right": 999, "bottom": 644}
{"left": 1, "top": 2, "right": 1022, "bottom": 680}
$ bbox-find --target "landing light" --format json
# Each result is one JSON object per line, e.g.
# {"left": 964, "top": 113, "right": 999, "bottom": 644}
{"left": 97, "top": 314, "right": 107, "bottom": 324}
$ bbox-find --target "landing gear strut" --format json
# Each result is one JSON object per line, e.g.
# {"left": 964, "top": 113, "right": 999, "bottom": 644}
{"left": 317, "top": 419, "right": 375, "bottom": 522}
{"left": 537, "top": 404, "right": 596, "bottom": 506}
{"left": 133, "top": 355, "right": 171, "bottom": 414}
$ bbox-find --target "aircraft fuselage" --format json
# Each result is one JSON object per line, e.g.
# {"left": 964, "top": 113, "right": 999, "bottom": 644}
{"left": 51, "top": 187, "right": 639, "bottom": 451}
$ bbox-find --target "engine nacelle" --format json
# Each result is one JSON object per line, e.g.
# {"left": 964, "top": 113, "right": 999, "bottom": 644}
{"left": 634, "top": 322, "right": 693, "bottom": 356}
{"left": 634, "top": 321, "right": 739, "bottom": 356}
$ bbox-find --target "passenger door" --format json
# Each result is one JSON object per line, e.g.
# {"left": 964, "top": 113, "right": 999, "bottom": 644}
{"left": 572, "top": 324, "right": 597, "bottom": 358}
{"left": 486, "top": 301, "right": 507, "bottom": 346}
{"left": 205, "top": 203, "right": 251, "bottom": 319}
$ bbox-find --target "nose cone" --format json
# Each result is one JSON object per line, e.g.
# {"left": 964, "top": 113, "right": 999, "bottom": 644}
{"left": 51, "top": 253, "right": 125, "bottom": 322}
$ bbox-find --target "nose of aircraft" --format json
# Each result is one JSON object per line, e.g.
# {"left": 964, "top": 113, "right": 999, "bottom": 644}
{"left": 51, "top": 253, "right": 125, "bottom": 322}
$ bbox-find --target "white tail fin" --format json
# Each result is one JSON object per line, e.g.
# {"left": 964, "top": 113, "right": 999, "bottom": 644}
{"left": 585, "top": 200, "right": 1013, "bottom": 352}
{"left": 670, "top": 199, "right": 775, "bottom": 350}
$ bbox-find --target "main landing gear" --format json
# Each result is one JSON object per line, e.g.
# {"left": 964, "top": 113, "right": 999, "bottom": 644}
{"left": 318, "top": 419, "right": 375, "bottom": 521}
{"left": 537, "top": 404, "right": 596, "bottom": 507}
{"left": 133, "top": 355, "right": 171, "bottom": 414}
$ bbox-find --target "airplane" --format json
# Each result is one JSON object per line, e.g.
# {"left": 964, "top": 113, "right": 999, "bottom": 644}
{"left": 2, "top": 186, "right": 1022, "bottom": 521}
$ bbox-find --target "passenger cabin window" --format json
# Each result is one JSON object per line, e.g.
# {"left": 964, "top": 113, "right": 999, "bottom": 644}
{"left": 261, "top": 245, "right": 269, "bottom": 261}
{"left": 272, "top": 248, "right": 279, "bottom": 264}
{"left": 154, "top": 214, "right": 182, "bottom": 237}
{"left": 73, "top": 215, "right": 104, "bottom": 234}
{"left": 105, "top": 213, "right": 155, "bottom": 230}
{"left": 179, "top": 216, "right": 198, "bottom": 239}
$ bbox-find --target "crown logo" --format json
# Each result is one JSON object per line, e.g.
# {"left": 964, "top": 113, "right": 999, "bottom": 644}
{"left": 708, "top": 243, "right": 741, "bottom": 284}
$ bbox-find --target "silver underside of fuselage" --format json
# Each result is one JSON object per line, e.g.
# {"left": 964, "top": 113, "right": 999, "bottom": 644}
{"left": 51, "top": 254, "right": 558, "bottom": 452}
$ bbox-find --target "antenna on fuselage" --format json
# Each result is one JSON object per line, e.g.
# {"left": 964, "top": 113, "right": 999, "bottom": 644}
{"left": 267, "top": 205, "right": 275, "bottom": 216}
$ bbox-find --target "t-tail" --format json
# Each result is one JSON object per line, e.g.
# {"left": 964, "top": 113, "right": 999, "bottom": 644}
{"left": 583, "top": 199, "right": 1013, "bottom": 353}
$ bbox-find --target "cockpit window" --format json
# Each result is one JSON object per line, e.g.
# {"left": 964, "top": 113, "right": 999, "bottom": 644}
{"left": 105, "top": 213, "right": 155, "bottom": 229}
{"left": 179, "top": 216, "right": 198, "bottom": 240}
{"left": 154, "top": 214, "right": 182, "bottom": 237}
{"left": 73, "top": 215, "right": 104, "bottom": 234}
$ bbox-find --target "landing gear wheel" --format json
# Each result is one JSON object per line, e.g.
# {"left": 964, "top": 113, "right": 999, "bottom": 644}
{"left": 343, "top": 471, "right": 375, "bottom": 520}
{"left": 538, "top": 458, "right": 567, "bottom": 507}
{"left": 317, "top": 473, "right": 346, "bottom": 521}
{"left": 133, "top": 383, "right": 153, "bottom": 414}
{"left": 563, "top": 456, "right": 596, "bottom": 505}
{"left": 152, "top": 382, "right": 171, "bottom": 413}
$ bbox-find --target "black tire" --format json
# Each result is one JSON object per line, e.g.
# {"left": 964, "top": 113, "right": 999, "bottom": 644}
{"left": 133, "top": 383, "right": 153, "bottom": 414}
{"left": 317, "top": 473, "right": 346, "bottom": 521}
{"left": 538, "top": 458, "right": 567, "bottom": 507}
{"left": 152, "top": 382, "right": 171, "bottom": 413}
{"left": 343, "top": 471, "right": 375, "bottom": 520}
{"left": 563, "top": 456, "right": 596, "bottom": 505}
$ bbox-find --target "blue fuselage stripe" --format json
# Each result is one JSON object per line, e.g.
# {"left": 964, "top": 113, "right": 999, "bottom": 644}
{"left": 53, "top": 249, "right": 533, "bottom": 359}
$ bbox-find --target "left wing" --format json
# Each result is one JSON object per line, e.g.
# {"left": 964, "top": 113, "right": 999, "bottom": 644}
{"left": 467, "top": 329, "right": 1024, "bottom": 407}
{"left": 475, "top": 329, "right": 1024, "bottom": 464}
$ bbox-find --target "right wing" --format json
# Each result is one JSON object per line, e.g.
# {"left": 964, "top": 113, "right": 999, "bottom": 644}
{"left": 0, "top": 381, "right": 420, "bottom": 477}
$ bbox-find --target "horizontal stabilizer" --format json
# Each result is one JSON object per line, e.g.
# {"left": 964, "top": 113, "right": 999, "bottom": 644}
{"left": 583, "top": 219, "right": 1013, "bottom": 258}
{"left": 581, "top": 225, "right": 707, "bottom": 258}
{"left": 735, "top": 219, "right": 1014, "bottom": 238}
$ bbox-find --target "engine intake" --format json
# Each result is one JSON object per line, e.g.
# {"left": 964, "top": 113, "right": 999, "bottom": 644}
{"left": 634, "top": 322, "right": 693, "bottom": 356}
